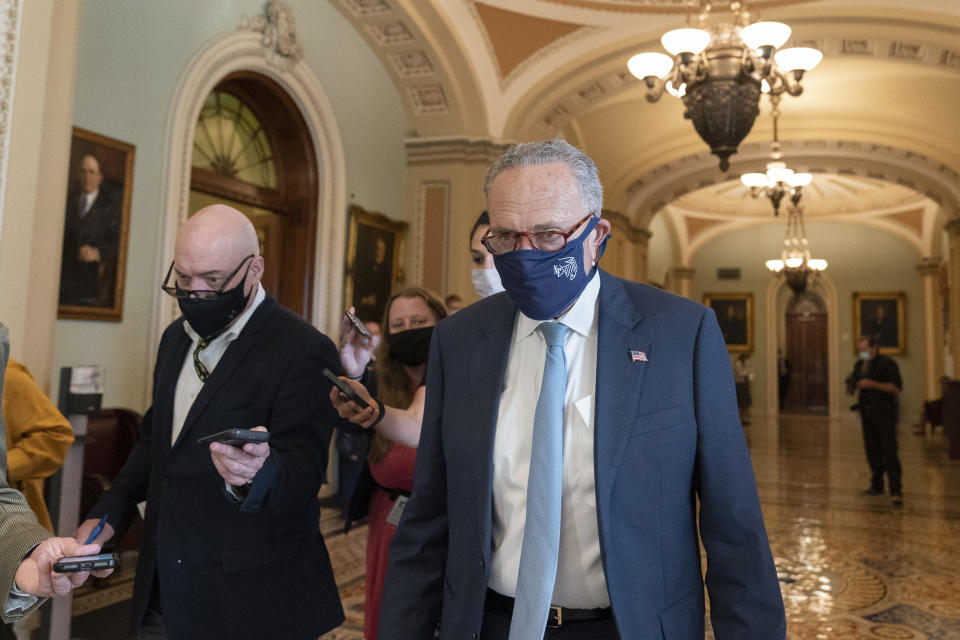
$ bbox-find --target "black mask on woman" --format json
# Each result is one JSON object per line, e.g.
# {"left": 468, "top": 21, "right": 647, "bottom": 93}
{"left": 388, "top": 326, "right": 434, "bottom": 366}
{"left": 178, "top": 279, "right": 251, "bottom": 340}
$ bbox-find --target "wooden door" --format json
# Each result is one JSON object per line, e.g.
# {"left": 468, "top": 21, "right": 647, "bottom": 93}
{"left": 785, "top": 311, "right": 829, "bottom": 414}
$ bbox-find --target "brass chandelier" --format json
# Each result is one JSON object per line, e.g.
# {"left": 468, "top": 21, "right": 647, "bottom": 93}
{"left": 740, "top": 96, "right": 811, "bottom": 216}
{"left": 627, "top": 0, "right": 822, "bottom": 171}
{"left": 765, "top": 205, "right": 827, "bottom": 295}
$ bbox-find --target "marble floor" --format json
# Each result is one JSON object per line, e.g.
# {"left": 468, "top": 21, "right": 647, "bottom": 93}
{"left": 321, "top": 412, "right": 960, "bottom": 639}
{"left": 64, "top": 413, "right": 960, "bottom": 639}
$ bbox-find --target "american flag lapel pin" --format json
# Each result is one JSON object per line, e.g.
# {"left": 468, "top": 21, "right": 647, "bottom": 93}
{"left": 630, "top": 350, "right": 648, "bottom": 362}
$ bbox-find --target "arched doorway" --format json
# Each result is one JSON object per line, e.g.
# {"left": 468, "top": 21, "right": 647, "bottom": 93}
{"left": 189, "top": 72, "right": 318, "bottom": 318}
{"left": 784, "top": 291, "right": 829, "bottom": 415}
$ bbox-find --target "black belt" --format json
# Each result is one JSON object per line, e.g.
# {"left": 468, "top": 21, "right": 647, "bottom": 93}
{"left": 484, "top": 588, "right": 612, "bottom": 628}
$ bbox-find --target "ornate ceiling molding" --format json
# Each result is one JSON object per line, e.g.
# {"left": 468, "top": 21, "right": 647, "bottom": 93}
{"left": 539, "top": 0, "right": 816, "bottom": 13}
{"left": 626, "top": 139, "right": 960, "bottom": 231}
{"left": 406, "top": 136, "right": 509, "bottom": 165}
{"left": 0, "top": 0, "right": 22, "bottom": 242}
{"left": 238, "top": 0, "right": 304, "bottom": 72}
{"left": 526, "top": 24, "right": 960, "bottom": 137}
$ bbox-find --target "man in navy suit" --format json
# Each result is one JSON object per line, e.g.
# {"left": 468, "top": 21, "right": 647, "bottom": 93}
{"left": 378, "top": 140, "right": 785, "bottom": 639}
{"left": 76, "top": 205, "right": 344, "bottom": 639}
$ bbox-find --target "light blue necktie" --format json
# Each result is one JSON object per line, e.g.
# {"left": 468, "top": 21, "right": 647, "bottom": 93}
{"left": 509, "top": 321, "right": 568, "bottom": 639}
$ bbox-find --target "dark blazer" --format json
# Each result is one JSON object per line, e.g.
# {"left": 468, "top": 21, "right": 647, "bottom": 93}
{"left": 88, "top": 296, "right": 345, "bottom": 639}
{"left": 378, "top": 271, "right": 785, "bottom": 639}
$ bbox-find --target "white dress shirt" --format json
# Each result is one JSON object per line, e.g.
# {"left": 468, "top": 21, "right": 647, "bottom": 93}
{"left": 171, "top": 285, "right": 265, "bottom": 445}
{"left": 79, "top": 190, "right": 98, "bottom": 217}
{"left": 488, "top": 272, "right": 610, "bottom": 609}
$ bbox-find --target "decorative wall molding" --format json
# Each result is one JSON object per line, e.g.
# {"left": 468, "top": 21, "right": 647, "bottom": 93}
{"left": 0, "top": 0, "right": 22, "bottom": 244}
{"left": 150, "top": 30, "right": 348, "bottom": 400}
{"left": 238, "top": 0, "right": 304, "bottom": 72}
{"left": 406, "top": 136, "right": 509, "bottom": 165}
{"left": 407, "top": 84, "right": 449, "bottom": 115}
{"left": 626, "top": 139, "right": 960, "bottom": 235}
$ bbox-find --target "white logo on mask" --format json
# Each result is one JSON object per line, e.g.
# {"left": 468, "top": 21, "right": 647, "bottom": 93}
{"left": 553, "top": 257, "right": 578, "bottom": 281}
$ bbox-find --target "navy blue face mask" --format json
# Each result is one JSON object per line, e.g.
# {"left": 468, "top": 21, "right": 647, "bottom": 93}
{"left": 493, "top": 216, "right": 608, "bottom": 320}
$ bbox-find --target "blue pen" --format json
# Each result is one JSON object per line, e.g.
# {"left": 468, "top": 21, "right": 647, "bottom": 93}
{"left": 85, "top": 514, "right": 108, "bottom": 544}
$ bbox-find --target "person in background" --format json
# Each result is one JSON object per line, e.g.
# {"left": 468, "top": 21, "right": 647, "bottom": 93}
{"left": 75, "top": 205, "right": 344, "bottom": 640}
{"left": 2, "top": 358, "right": 74, "bottom": 531}
{"left": 333, "top": 287, "right": 447, "bottom": 640}
{"left": 733, "top": 352, "right": 753, "bottom": 425}
{"left": 470, "top": 210, "right": 505, "bottom": 299}
{"left": 445, "top": 294, "right": 464, "bottom": 314}
{"left": 777, "top": 349, "right": 792, "bottom": 412}
{"left": 850, "top": 334, "right": 903, "bottom": 505}
{"left": 377, "top": 139, "right": 784, "bottom": 639}
{"left": 1, "top": 324, "right": 103, "bottom": 635}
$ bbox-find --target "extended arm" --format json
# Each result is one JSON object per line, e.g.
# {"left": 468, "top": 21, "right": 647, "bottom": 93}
{"left": 693, "top": 310, "right": 786, "bottom": 638}
{"left": 225, "top": 335, "right": 343, "bottom": 513}
{"left": 330, "top": 379, "right": 424, "bottom": 448}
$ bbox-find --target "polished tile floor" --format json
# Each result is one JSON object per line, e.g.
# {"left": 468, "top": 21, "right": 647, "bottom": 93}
{"left": 322, "top": 413, "right": 960, "bottom": 639}
{"left": 742, "top": 412, "right": 960, "bottom": 639}
{"left": 64, "top": 413, "right": 960, "bottom": 639}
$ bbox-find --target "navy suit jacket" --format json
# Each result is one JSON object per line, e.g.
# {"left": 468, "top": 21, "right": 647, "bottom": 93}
{"left": 378, "top": 271, "right": 784, "bottom": 639}
{"left": 89, "top": 296, "right": 344, "bottom": 639}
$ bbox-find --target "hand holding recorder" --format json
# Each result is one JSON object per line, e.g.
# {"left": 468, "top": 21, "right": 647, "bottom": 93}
{"left": 327, "top": 370, "right": 380, "bottom": 429}
{"left": 338, "top": 307, "right": 380, "bottom": 379}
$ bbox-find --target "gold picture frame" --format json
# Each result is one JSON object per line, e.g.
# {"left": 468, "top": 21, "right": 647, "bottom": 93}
{"left": 703, "top": 292, "right": 754, "bottom": 353}
{"left": 344, "top": 204, "right": 407, "bottom": 324}
{"left": 853, "top": 291, "right": 906, "bottom": 355}
{"left": 57, "top": 127, "right": 135, "bottom": 322}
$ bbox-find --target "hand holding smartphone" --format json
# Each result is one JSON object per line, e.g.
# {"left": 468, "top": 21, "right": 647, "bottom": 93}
{"left": 53, "top": 553, "right": 119, "bottom": 573}
{"left": 323, "top": 368, "right": 370, "bottom": 409}
{"left": 197, "top": 428, "right": 271, "bottom": 447}
{"left": 345, "top": 309, "right": 372, "bottom": 341}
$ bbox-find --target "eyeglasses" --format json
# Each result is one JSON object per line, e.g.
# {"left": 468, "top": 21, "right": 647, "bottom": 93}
{"left": 480, "top": 214, "right": 594, "bottom": 255}
{"left": 161, "top": 254, "right": 254, "bottom": 300}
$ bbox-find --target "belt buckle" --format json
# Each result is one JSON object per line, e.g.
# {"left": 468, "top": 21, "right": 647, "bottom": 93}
{"left": 547, "top": 605, "right": 562, "bottom": 628}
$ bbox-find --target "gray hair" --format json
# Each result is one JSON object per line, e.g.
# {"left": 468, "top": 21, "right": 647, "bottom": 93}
{"left": 483, "top": 139, "right": 603, "bottom": 215}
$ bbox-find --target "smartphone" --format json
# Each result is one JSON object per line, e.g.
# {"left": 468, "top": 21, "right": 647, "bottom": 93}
{"left": 322, "top": 368, "right": 370, "bottom": 410}
{"left": 53, "top": 553, "right": 119, "bottom": 573}
{"left": 345, "top": 309, "right": 372, "bottom": 340}
{"left": 196, "top": 428, "right": 271, "bottom": 447}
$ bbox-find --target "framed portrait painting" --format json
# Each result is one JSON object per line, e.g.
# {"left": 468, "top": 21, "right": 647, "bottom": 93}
{"left": 853, "top": 291, "right": 906, "bottom": 355}
{"left": 344, "top": 204, "right": 407, "bottom": 325}
{"left": 57, "top": 127, "right": 135, "bottom": 321}
{"left": 703, "top": 292, "right": 754, "bottom": 353}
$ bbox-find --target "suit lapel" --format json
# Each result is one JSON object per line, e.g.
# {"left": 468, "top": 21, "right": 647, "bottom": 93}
{"left": 594, "top": 271, "right": 648, "bottom": 513}
{"left": 156, "top": 327, "right": 192, "bottom": 454}
{"left": 173, "top": 298, "right": 276, "bottom": 448}
{"left": 465, "top": 294, "right": 516, "bottom": 551}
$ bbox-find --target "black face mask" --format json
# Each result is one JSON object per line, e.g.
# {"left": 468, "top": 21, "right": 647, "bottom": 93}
{"left": 388, "top": 327, "right": 434, "bottom": 366}
{"left": 178, "top": 279, "right": 251, "bottom": 340}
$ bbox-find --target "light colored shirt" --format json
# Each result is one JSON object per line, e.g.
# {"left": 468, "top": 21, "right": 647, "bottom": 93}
{"left": 488, "top": 272, "right": 609, "bottom": 609}
{"left": 79, "top": 190, "right": 98, "bottom": 217}
{"left": 172, "top": 285, "right": 265, "bottom": 445}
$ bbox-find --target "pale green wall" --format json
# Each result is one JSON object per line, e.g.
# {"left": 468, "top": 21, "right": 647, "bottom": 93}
{"left": 55, "top": 0, "right": 408, "bottom": 411}
{"left": 647, "top": 212, "right": 673, "bottom": 287}
{"left": 691, "top": 221, "right": 923, "bottom": 421}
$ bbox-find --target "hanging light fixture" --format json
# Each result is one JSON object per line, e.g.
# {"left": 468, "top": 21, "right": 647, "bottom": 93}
{"left": 765, "top": 204, "right": 827, "bottom": 294}
{"left": 627, "top": 1, "right": 822, "bottom": 171}
{"left": 740, "top": 96, "right": 812, "bottom": 215}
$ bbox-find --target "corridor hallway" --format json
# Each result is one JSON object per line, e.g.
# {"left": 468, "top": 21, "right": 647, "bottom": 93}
{"left": 747, "top": 413, "right": 960, "bottom": 638}
{"left": 319, "top": 413, "right": 960, "bottom": 639}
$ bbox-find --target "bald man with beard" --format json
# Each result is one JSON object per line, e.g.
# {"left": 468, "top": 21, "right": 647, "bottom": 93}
{"left": 76, "top": 205, "right": 345, "bottom": 640}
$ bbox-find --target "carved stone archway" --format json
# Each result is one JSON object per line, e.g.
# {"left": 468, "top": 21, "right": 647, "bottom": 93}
{"left": 149, "top": 19, "right": 347, "bottom": 372}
